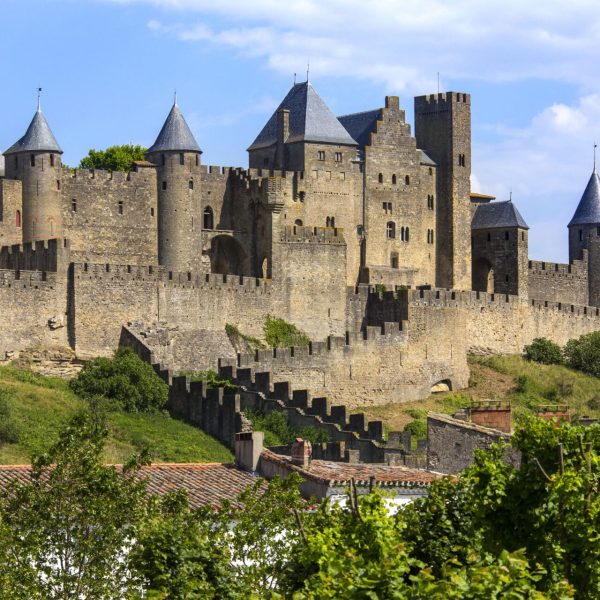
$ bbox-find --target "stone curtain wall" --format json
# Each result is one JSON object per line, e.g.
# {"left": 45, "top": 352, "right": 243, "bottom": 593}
{"left": 527, "top": 256, "right": 589, "bottom": 306}
{"left": 0, "top": 179, "right": 22, "bottom": 246}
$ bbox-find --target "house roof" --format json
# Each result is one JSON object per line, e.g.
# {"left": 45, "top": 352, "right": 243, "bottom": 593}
{"left": 4, "top": 108, "right": 62, "bottom": 155}
{"left": 337, "top": 109, "right": 381, "bottom": 148}
{"left": 248, "top": 82, "right": 357, "bottom": 151}
{"left": 147, "top": 103, "right": 202, "bottom": 154}
{"left": 568, "top": 171, "right": 600, "bottom": 227}
{"left": 0, "top": 463, "right": 259, "bottom": 509}
{"left": 471, "top": 200, "right": 529, "bottom": 230}
{"left": 260, "top": 450, "right": 443, "bottom": 488}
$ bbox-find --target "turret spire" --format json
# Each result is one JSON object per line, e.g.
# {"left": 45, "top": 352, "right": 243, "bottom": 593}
{"left": 147, "top": 101, "right": 201, "bottom": 154}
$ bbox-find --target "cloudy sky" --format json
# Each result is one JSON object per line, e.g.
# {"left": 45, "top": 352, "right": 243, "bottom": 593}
{"left": 2, "top": 0, "right": 600, "bottom": 261}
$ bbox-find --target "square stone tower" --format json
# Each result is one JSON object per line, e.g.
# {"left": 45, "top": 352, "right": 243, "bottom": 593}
{"left": 414, "top": 92, "right": 472, "bottom": 290}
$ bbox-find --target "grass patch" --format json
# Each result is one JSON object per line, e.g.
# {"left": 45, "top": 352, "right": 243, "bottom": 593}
{"left": 225, "top": 323, "right": 265, "bottom": 351}
{"left": 0, "top": 365, "right": 232, "bottom": 465}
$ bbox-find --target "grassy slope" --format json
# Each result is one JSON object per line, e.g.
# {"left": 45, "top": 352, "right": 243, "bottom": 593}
{"left": 0, "top": 366, "right": 233, "bottom": 465}
{"left": 357, "top": 355, "right": 600, "bottom": 435}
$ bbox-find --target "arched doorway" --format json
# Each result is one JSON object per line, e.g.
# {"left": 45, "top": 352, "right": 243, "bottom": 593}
{"left": 210, "top": 235, "right": 247, "bottom": 276}
{"left": 473, "top": 258, "right": 494, "bottom": 293}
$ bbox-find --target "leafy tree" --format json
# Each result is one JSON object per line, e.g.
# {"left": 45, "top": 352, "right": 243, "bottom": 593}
{"left": 263, "top": 314, "right": 310, "bottom": 348}
{"left": 525, "top": 337, "right": 563, "bottom": 365}
{"left": 564, "top": 331, "right": 600, "bottom": 377}
{"left": 70, "top": 347, "right": 168, "bottom": 412}
{"left": 79, "top": 144, "right": 147, "bottom": 172}
{"left": 0, "top": 413, "right": 149, "bottom": 599}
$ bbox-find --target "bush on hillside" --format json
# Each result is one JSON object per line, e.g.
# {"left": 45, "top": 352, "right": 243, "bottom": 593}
{"left": 404, "top": 418, "right": 427, "bottom": 439}
{"left": 524, "top": 337, "right": 563, "bottom": 365}
{"left": 564, "top": 331, "right": 600, "bottom": 378}
{"left": 70, "top": 347, "right": 168, "bottom": 412}
{"left": 0, "top": 389, "right": 19, "bottom": 444}
{"left": 263, "top": 315, "right": 309, "bottom": 348}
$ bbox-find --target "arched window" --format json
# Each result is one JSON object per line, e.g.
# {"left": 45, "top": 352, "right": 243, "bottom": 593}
{"left": 378, "top": 173, "right": 383, "bottom": 184}
{"left": 392, "top": 174, "right": 397, "bottom": 185}
{"left": 386, "top": 221, "right": 395, "bottom": 239}
{"left": 15, "top": 210, "right": 21, "bottom": 228}
{"left": 179, "top": 153, "right": 185, "bottom": 165}
{"left": 405, "top": 226, "right": 410, "bottom": 242}
{"left": 405, "top": 175, "right": 410, "bottom": 185}
{"left": 203, "top": 206, "right": 214, "bottom": 230}
{"left": 295, "top": 219, "right": 303, "bottom": 226}
{"left": 326, "top": 216, "right": 335, "bottom": 227}
{"left": 400, "top": 226, "right": 405, "bottom": 242}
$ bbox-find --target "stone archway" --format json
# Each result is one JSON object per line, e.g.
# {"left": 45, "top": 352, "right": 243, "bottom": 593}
{"left": 472, "top": 257, "right": 494, "bottom": 293}
{"left": 210, "top": 235, "right": 247, "bottom": 276}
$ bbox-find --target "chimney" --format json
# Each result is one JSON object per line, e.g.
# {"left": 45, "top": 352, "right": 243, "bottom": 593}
{"left": 235, "top": 431, "right": 264, "bottom": 472}
{"left": 469, "top": 400, "right": 512, "bottom": 433}
{"left": 291, "top": 437, "right": 312, "bottom": 468}
{"left": 277, "top": 108, "right": 290, "bottom": 143}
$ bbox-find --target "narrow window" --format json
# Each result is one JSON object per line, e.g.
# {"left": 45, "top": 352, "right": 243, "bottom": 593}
{"left": 15, "top": 210, "right": 21, "bottom": 228}
{"left": 392, "top": 174, "right": 397, "bottom": 185}
{"left": 335, "top": 152, "right": 342, "bottom": 162}
{"left": 405, "top": 226, "right": 410, "bottom": 242}
{"left": 505, "top": 275, "right": 509, "bottom": 282}
{"left": 431, "top": 230, "right": 434, "bottom": 244}
{"left": 391, "top": 253, "right": 399, "bottom": 268}
{"left": 504, "top": 231, "right": 509, "bottom": 241}
{"left": 189, "top": 180, "right": 194, "bottom": 190}
{"left": 150, "top": 207, "right": 155, "bottom": 217}
{"left": 71, "top": 199, "right": 77, "bottom": 212}
{"left": 597, "top": 226, "right": 600, "bottom": 236}
{"left": 579, "top": 229, "right": 584, "bottom": 241}
{"left": 378, "top": 173, "right": 383, "bottom": 184}
{"left": 400, "top": 226, "right": 405, "bottom": 242}
{"left": 161, "top": 154, "right": 166, "bottom": 166}
{"left": 429, "top": 167, "right": 433, "bottom": 175}
{"left": 405, "top": 175, "right": 410, "bottom": 185}
{"left": 487, "top": 232, "right": 491, "bottom": 242}
{"left": 386, "top": 221, "right": 395, "bottom": 239}
{"left": 298, "top": 191, "right": 305, "bottom": 202}
{"left": 30, "top": 154, "right": 35, "bottom": 167}
{"left": 57, "top": 180, "right": 60, "bottom": 190}
{"left": 118, "top": 201, "right": 123, "bottom": 215}
{"left": 50, "top": 154, "right": 54, "bottom": 167}
{"left": 318, "top": 150, "right": 325, "bottom": 161}
{"left": 203, "top": 206, "right": 214, "bottom": 229}
{"left": 14, "top": 156, "right": 18, "bottom": 169}
{"left": 521, "top": 231, "right": 525, "bottom": 241}
{"left": 179, "top": 153, "right": 185, "bottom": 165}
{"left": 162, "top": 181, "right": 167, "bottom": 190}
{"left": 195, "top": 154, "right": 199, "bottom": 166}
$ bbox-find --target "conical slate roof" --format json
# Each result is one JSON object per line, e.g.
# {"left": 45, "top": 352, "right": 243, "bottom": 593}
{"left": 472, "top": 200, "right": 529, "bottom": 230}
{"left": 568, "top": 171, "right": 600, "bottom": 227}
{"left": 4, "top": 108, "right": 62, "bottom": 155}
{"left": 147, "top": 103, "right": 201, "bottom": 154}
{"left": 248, "top": 82, "right": 357, "bottom": 151}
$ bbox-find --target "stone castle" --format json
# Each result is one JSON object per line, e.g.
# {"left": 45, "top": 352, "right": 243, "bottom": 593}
{"left": 1, "top": 82, "right": 600, "bottom": 407}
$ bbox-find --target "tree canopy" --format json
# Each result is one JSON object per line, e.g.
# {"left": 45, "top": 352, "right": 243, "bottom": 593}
{"left": 79, "top": 144, "right": 147, "bottom": 172}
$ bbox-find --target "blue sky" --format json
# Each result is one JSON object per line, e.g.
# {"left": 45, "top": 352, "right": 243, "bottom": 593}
{"left": 2, "top": 0, "right": 600, "bottom": 262}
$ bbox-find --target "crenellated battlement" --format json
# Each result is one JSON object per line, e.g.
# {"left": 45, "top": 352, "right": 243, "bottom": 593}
{"left": 414, "top": 91, "right": 471, "bottom": 108}
{"left": 61, "top": 166, "right": 155, "bottom": 185}
{"left": 528, "top": 257, "right": 587, "bottom": 277}
{"left": 281, "top": 225, "right": 345, "bottom": 244}
{"left": 0, "top": 268, "right": 59, "bottom": 289}
{"left": 0, "top": 238, "right": 70, "bottom": 272}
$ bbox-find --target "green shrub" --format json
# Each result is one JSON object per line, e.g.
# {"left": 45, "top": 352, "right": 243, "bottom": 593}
{"left": 70, "top": 347, "right": 168, "bottom": 413}
{"left": 404, "top": 418, "right": 427, "bottom": 439}
{"left": 178, "top": 369, "right": 237, "bottom": 390}
{"left": 244, "top": 409, "right": 330, "bottom": 446}
{"left": 298, "top": 426, "right": 330, "bottom": 444}
{"left": 0, "top": 391, "right": 19, "bottom": 444}
{"left": 564, "top": 331, "right": 600, "bottom": 377}
{"left": 515, "top": 374, "right": 534, "bottom": 394}
{"left": 524, "top": 337, "right": 563, "bottom": 365}
{"left": 374, "top": 284, "right": 387, "bottom": 294}
{"left": 588, "top": 395, "right": 600, "bottom": 410}
{"left": 263, "top": 315, "right": 309, "bottom": 348}
{"left": 225, "top": 323, "right": 265, "bottom": 350}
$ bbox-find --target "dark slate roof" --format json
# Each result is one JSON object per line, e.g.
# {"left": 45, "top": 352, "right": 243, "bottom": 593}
{"left": 472, "top": 200, "right": 529, "bottom": 230}
{"left": 147, "top": 103, "right": 201, "bottom": 154}
{"left": 4, "top": 108, "right": 62, "bottom": 155}
{"left": 418, "top": 149, "right": 437, "bottom": 166}
{"left": 568, "top": 171, "right": 600, "bottom": 226}
{"left": 337, "top": 109, "right": 381, "bottom": 148}
{"left": 248, "top": 82, "right": 357, "bottom": 150}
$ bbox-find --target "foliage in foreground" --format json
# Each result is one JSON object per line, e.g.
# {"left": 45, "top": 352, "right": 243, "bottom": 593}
{"left": 7, "top": 415, "right": 600, "bottom": 598}
{"left": 524, "top": 337, "right": 564, "bottom": 365}
{"left": 79, "top": 144, "right": 147, "bottom": 172}
{"left": 564, "top": 331, "right": 600, "bottom": 378}
{"left": 70, "top": 347, "right": 168, "bottom": 413}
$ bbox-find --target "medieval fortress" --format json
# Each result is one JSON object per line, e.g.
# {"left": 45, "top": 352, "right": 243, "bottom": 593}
{"left": 1, "top": 82, "right": 600, "bottom": 408}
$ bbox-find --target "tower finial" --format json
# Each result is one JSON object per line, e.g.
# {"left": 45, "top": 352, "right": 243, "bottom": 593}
{"left": 509, "top": 188, "right": 512, "bottom": 202}
{"left": 37, "top": 87, "right": 42, "bottom": 112}
{"left": 294, "top": 72, "right": 296, "bottom": 85}
{"left": 594, "top": 142, "right": 597, "bottom": 174}
{"left": 306, "top": 61, "right": 310, "bottom": 83}
{"left": 173, "top": 89, "right": 177, "bottom": 106}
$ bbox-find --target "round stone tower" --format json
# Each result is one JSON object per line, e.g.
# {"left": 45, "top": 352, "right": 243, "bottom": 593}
{"left": 146, "top": 101, "right": 202, "bottom": 272}
{"left": 4, "top": 99, "right": 63, "bottom": 242}
{"left": 568, "top": 169, "right": 600, "bottom": 306}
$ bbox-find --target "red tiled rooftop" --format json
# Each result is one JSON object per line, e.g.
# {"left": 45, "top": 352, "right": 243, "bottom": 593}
{"left": 0, "top": 463, "right": 260, "bottom": 509}
{"left": 260, "top": 450, "right": 444, "bottom": 487}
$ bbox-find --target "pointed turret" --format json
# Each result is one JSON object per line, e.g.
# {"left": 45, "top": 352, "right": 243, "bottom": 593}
{"left": 147, "top": 102, "right": 201, "bottom": 154}
{"left": 4, "top": 100, "right": 63, "bottom": 242}
{"left": 147, "top": 100, "right": 202, "bottom": 272}
{"left": 248, "top": 81, "right": 357, "bottom": 170}
{"left": 568, "top": 171, "right": 600, "bottom": 227}
{"left": 4, "top": 105, "right": 62, "bottom": 155}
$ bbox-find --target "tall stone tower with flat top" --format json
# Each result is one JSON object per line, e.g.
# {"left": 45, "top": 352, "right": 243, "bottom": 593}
{"left": 414, "top": 92, "right": 472, "bottom": 290}
{"left": 4, "top": 101, "right": 63, "bottom": 242}
{"left": 146, "top": 101, "right": 203, "bottom": 272}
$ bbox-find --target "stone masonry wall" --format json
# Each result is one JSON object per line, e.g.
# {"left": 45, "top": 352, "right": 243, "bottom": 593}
{"left": 0, "top": 179, "right": 22, "bottom": 246}
{"left": 527, "top": 255, "right": 588, "bottom": 306}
